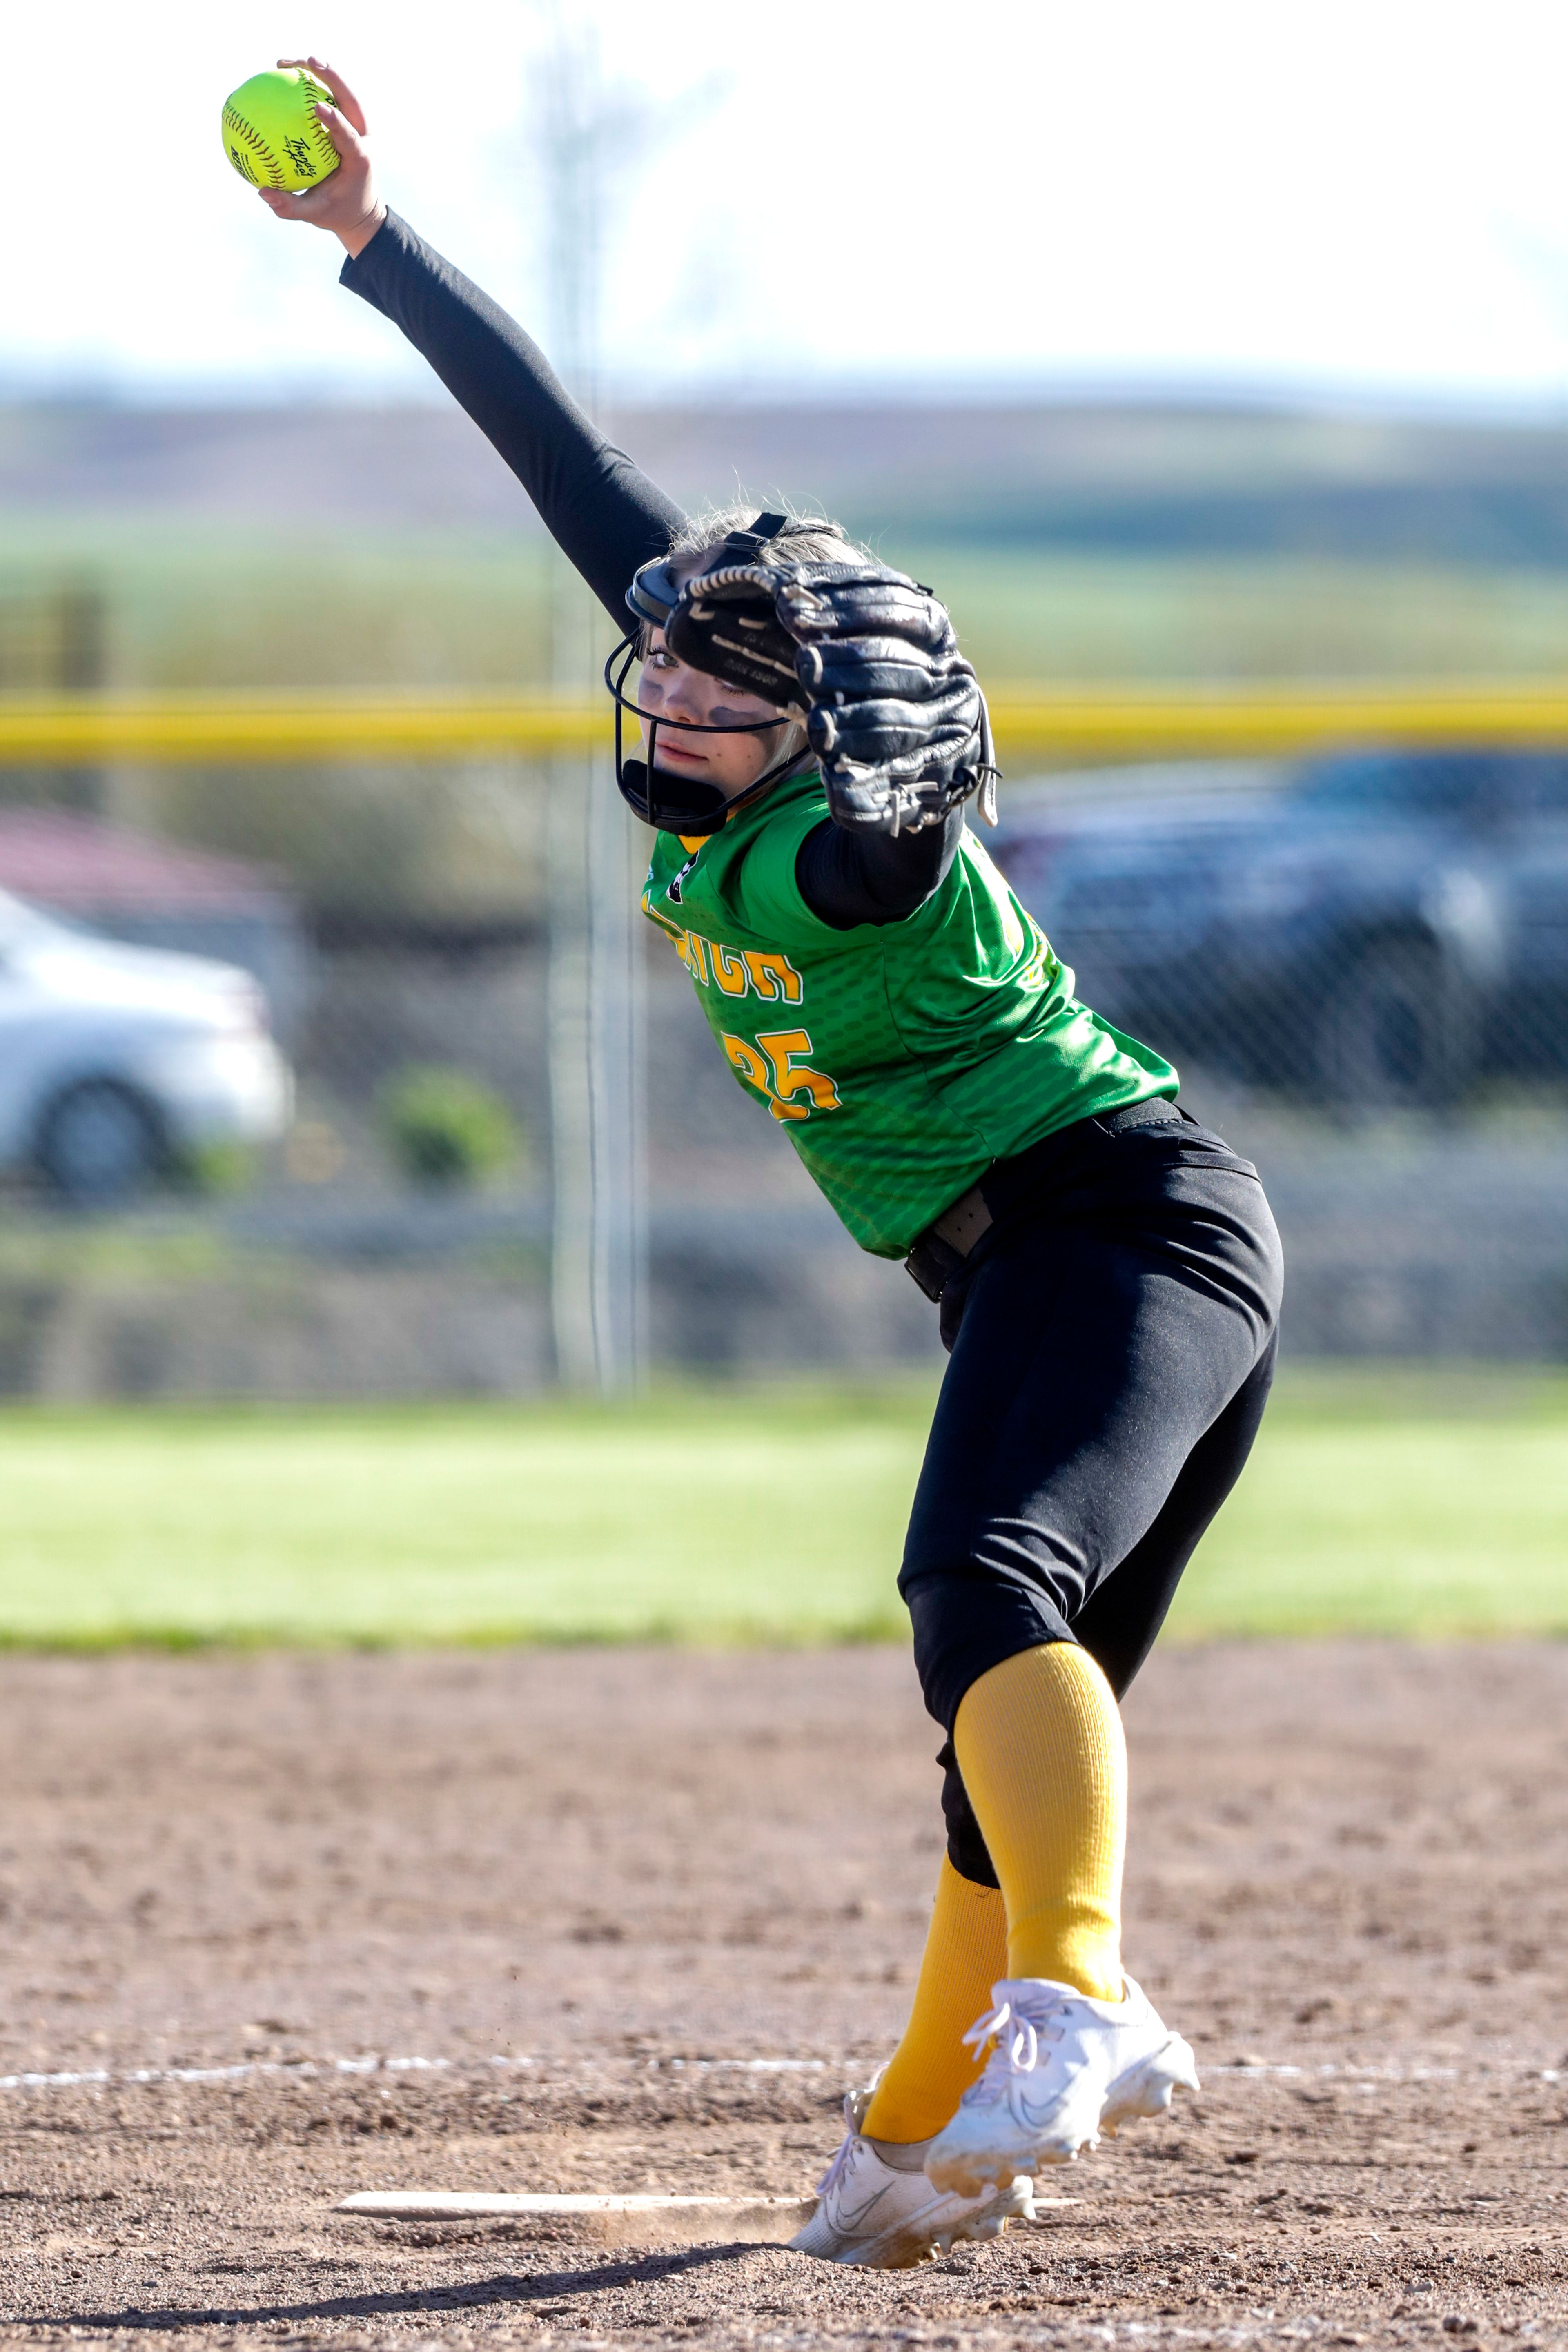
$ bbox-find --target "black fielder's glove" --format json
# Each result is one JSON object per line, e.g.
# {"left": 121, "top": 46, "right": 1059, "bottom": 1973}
{"left": 663, "top": 560, "right": 1000, "bottom": 834}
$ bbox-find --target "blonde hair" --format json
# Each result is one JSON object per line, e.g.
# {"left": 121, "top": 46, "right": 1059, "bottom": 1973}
{"left": 666, "top": 501, "right": 872, "bottom": 571}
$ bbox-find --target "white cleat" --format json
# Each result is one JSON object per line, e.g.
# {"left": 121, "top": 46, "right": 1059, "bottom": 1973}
{"left": 790, "top": 2082, "right": 1035, "bottom": 2269}
{"left": 923, "top": 1974, "right": 1200, "bottom": 2197}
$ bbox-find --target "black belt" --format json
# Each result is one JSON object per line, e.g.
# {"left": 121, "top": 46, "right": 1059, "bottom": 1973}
{"left": 904, "top": 1098, "right": 1187, "bottom": 1304}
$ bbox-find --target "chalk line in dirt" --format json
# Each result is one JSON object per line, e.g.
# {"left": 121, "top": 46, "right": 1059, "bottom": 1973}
{"left": 0, "top": 2052, "right": 818, "bottom": 2096}
{"left": 0, "top": 2052, "right": 1555, "bottom": 2097}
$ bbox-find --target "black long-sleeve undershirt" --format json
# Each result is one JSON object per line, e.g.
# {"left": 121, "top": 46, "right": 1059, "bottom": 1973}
{"left": 798, "top": 804, "right": 963, "bottom": 923}
{"left": 341, "top": 210, "right": 679, "bottom": 627}
{"left": 341, "top": 211, "right": 959, "bottom": 927}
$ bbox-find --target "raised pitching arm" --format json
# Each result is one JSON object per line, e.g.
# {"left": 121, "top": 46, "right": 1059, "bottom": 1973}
{"left": 339, "top": 217, "right": 959, "bottom": 924}
{"left": 341, "top": 212, "right": 684, "bottom": 629}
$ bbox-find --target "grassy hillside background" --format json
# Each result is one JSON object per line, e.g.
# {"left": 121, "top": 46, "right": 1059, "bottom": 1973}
{"left": 14, "top": 396, "right": 1568, "bottom": 692}
{"left": 13, "top": 519, "right": 1568, "bottom": 691}
{"left": 11, "top": 394, "right": 1568, "bottom": 915}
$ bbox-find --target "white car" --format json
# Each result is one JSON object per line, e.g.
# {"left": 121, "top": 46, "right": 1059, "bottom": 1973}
{"left": 0, "top": 889, "right": 294, "bottom": 1204}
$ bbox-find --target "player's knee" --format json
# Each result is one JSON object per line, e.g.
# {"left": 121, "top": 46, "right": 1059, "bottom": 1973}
{"left": 901, "top": 1565, "right": 1074, "bottom": 1736}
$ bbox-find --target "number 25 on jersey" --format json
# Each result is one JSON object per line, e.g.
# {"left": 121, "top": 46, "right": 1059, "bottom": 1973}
{"left": 722, "top": 1029, "right": 842, "bottom": 1123}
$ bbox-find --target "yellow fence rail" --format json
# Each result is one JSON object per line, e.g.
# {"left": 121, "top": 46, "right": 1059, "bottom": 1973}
{"left": 8, "top": 681, "right": 1568, "bottom": 764}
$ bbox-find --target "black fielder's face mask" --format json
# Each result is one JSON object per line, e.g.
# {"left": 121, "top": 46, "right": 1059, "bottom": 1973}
{"left": 604, "top": 512, "right": 808, "bottom": 835}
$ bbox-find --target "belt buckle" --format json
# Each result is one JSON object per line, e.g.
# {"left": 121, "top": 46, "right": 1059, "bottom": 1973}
{"left": 905, "top": 1230, "right": 967, "bottom": 1303}
{"left": 932, "top": 1185, "right": 993, "bottom": 1256}
{"left": 906, "top": 1183, "right": 993, "bottom": 1303}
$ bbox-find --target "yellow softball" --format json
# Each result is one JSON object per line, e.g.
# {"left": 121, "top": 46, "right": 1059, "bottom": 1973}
{"left": 221, "top": 67, "right": 340, "bottom": 192}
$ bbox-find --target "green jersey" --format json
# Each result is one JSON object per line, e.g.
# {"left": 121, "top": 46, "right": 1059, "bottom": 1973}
{"left": 641, "top": 767, "right": 1177, "bottom": 1259}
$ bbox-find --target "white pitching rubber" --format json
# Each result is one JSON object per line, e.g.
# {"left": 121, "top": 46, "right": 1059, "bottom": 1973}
{"left": 336, "top": 2191, "right": 816, "bottom": 2243}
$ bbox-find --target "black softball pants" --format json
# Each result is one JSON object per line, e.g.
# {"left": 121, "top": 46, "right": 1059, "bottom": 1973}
{"left": 897, "top": 1107, "right": 1284, "bottom": 1888}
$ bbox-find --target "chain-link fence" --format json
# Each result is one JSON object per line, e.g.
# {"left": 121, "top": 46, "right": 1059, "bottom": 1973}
{"left": 996, "top": 751, "right": 1568, "bottom": 1363}
{"left": 0, "top": 571, "right": 927, "bottom": 1394}
{"left": 5, "top": 579, "right": 1568, "bottom": 1393}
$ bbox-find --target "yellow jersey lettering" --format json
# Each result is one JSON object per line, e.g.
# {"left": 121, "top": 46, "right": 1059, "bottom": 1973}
{"left": 710, "top": 940, "right": 751, "bottom": 997}
{"left": 742, "top": 949, "right": 804, "bottom": 1004}
{"left": 677, "top": 930, "right": 710, "bottom": 986}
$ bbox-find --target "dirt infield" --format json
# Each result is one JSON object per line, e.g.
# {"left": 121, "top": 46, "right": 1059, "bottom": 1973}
{"left": 1, "top": 1642, "right": 1564, "bottom": 2350}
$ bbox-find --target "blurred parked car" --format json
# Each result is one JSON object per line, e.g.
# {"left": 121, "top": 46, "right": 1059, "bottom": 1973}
{"left": 0, "top": 890, "right": 293, "bottom": 1204}
{"left": 995, "top": 751, "right": 1568, "bottom": 1107}
{"left": 0, "top": 806, "right": 314, "bottom": 1045}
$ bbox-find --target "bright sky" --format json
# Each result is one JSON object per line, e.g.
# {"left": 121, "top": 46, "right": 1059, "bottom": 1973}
{"left": 14, "top": 0, "right": 1568, "bottom": 406}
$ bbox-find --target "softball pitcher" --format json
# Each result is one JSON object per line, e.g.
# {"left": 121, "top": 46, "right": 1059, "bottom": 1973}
{"left": 261, "top": 62, "right": 1284, "bottom": 2272}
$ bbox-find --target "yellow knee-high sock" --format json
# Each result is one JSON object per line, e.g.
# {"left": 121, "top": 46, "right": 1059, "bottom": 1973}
{"left": 858, "top": 1855, "right": 1008, "bottom": 2144}
{"left": 953, "top": 1642, "right": 1126, "bottom": 2002}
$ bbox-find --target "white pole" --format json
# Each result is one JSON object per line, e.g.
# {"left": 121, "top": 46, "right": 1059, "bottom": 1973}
{"left": 546, "top": 709, "right": 596, "bottom": 1391}
{"left": 586, "top": 749, "right": 648, "bottom": 1389}
{"left": 540, "top": 24, "right": 647, "bottom": 1394}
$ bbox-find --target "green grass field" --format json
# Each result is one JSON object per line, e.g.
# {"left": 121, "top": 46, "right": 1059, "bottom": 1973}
{"left": 0, "top": 1367, "right": 1562, "bottom": 1649}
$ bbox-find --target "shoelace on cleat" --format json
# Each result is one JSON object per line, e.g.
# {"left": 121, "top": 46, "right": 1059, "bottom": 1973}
{"left": 813, "top": 2078, "right": 887, "bottom": 2198}
{"left": 960, "top": 1996, "right": 1067, "bottom": 2099}
{"left": 813, "top": 2127, "right": 864, "bottom": 2199}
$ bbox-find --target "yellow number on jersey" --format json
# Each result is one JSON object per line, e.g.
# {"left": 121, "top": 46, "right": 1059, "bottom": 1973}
{"left": 722, "top": 1029, "right": 842, "bottom": 1122}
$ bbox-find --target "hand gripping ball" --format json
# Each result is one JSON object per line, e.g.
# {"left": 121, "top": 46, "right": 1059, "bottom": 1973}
{"left": 221, "top": 67, "right": 340, "bottom": 192}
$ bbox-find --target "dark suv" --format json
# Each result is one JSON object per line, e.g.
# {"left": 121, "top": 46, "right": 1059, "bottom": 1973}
{"left": 993, "top": 751, "right": 1568, "bottom": 1106}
